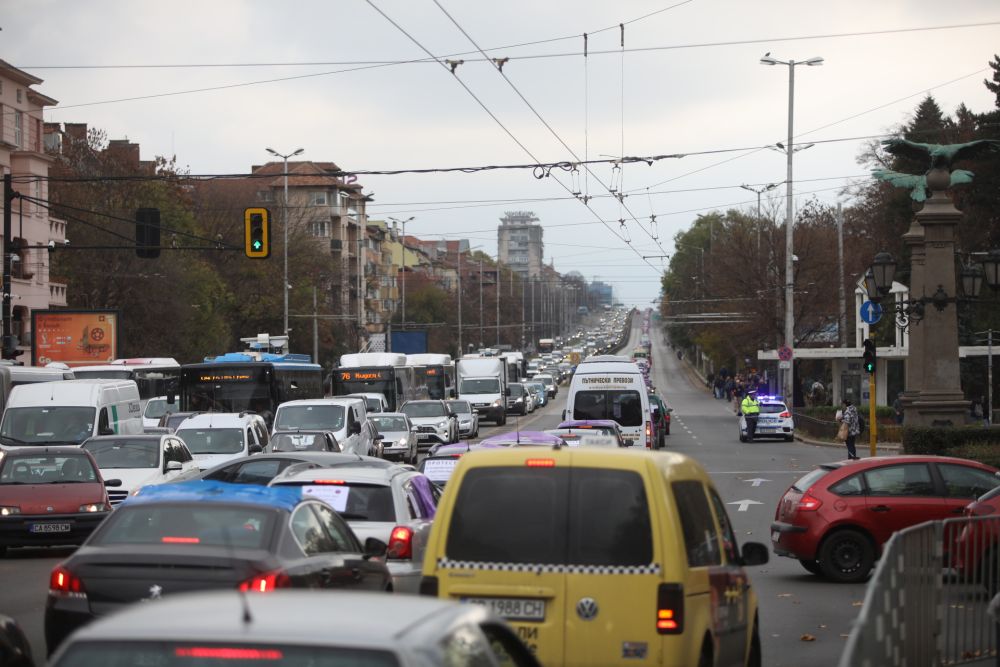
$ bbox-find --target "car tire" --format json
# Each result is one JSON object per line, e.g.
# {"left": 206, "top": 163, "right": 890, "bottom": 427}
{"left": 697, "top": 637, "right": 713, "bottom": 667}
{"left": 799, "top": 558, "right": 822, "bottom": 575}
{"left": 819, "top": 529, "right": 875, "bottom": 583}
{"left": 746, "top": 616, "right": 762, "bottom": 667}
{"left": 784, "top": 435, "right": 794, "bottom": 442}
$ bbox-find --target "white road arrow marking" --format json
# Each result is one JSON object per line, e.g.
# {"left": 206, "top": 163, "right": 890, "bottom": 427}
{"left": 728, "top": 499, "right": 763, "bottom": 512}
{"left": 745, "top": 478, "right": 771, "bottom": 487}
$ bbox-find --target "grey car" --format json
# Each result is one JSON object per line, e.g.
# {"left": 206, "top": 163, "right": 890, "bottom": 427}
{"left": 49, "top": 590, "right": 541, "bottom": 667}
{"left": 399, "top": 400, "right": 458, "bottom": 448}
{"left": 369, "top": 412, "right": 418, "bottom": 464}
{"left": 446, "top": 399, "right": 479, "bottom": 438}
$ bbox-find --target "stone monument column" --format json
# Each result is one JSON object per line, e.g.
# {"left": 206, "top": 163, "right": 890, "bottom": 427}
{"left": 900, "top": 216, "right": 925, "bottom": 425}
{"left": 910, "top": 168, "right": 969, "bottom": 426}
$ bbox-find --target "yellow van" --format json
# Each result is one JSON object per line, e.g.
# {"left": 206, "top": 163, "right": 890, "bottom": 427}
{"left": 419, "top": 447, "right": 768, "bottom": 667}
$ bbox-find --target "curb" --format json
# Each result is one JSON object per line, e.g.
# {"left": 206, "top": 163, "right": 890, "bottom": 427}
{"left": 795, "top": 434, "right": 901, "bottom": 453}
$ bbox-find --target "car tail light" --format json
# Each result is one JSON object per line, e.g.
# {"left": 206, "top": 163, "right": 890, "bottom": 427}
{"left": 312, "top": 480, "right": 345, "bottom": 485}
{"left": 646, "top": 421, "right": 652, "bottom": 448}
{"left": 797, "top": 493, "right": 823, "bottom": 512}
{"left": 387, "top": 526, "right": 414, "bottom": 559}
{"left": 969, "top": 502, "right": 995, "bottom": 516}
{"left": 656, "top": 583, "right": 684, "bottom": 634}
{"left": 525, "top": 458, "right": 556, "bottom": 467}
{"left": 419, "top": 575, "right": 439, "bottom": 597}
{"left": 175, "top": 647, "right": 283, "bottom": 660}
{"left": 779, "top": 411, "right": 791, "bottom": 418}
{"left": 162, "top": 536, "right": 201, "bottom": 544}
{"left": 238, "top": 570, "right": 291, "bottom": 593}
{"left": 50, "top": 566, "right": 86, "bottom": 597}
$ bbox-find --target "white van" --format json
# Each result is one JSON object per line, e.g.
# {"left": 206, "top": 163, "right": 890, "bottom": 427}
{"left": 272, "top": 397, "right": 379, "bottom": 457}
{"left": 0, "top": 379, "right": 143, "bottom": 447}
{"left": 563, "top": 356, "right": 651, "bottom": 448}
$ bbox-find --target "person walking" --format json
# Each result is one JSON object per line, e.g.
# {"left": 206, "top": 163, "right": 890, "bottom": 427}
{"left": 892, "top": 392, "right": 904, "bottom": 425}
{"left": 841, "top": 399, "right": 861, "bottom": 460}
{"left": 740, "top": 390, "right": 760, "bottom": 441}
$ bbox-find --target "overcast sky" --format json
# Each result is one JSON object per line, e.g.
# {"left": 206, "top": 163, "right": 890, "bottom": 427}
{"left": 7, "top": 0, "right": 1000, "bottom": 307}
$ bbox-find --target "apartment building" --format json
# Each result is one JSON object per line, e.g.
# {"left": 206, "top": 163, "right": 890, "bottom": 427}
{"left": 0, "top": 60, "right": 67, "bottom": 361}
{"left": 497, "top": 210, "right": 544, "bottom": 278}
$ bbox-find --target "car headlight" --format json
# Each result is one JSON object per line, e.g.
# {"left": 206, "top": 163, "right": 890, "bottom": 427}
{"left": 0, "top": 506, "right": 20, "bottom": 516}
{"left": 492, "top": 399, "right": 502, "bottom": 407}
{"left": 398, "top": 437, "right": 408, "bottom": 446}
{"left": 79, "top": 503, "right": 109, "bottom": 513}
{"left": 436, "top": 421, "right": 448, "bottom": 429}
{"left": 515, "top": 398, "right": 523, "bottom": 403}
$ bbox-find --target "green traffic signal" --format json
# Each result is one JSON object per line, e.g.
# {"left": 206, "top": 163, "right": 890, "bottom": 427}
{"left": 862, "top": 339, "right": 876, "bottom": 374}
{"left": 244, "top": 207, "right": 270, "bottom": 259}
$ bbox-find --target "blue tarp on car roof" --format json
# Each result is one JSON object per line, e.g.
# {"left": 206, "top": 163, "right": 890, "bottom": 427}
{"left": 121, "top": 480, "right": 301, "bottom": 512}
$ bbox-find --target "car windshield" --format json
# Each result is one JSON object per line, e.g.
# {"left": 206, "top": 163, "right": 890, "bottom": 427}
{"left": 572, "top": 390, "right": 643, "bottom": 426}
{"left": 364, "top": 399, "right": 381, "bottom": 413}
{"left": 460, "top": 379, "right": 499, "bottom": 394}
{"left": 445, "top": 401, "right": 471, "bottom": 414}
{"left": 371, "top": 417, "right": 408, "bottom": 432}
{"left": 175, "top": 428, "right": 244, "bottom": 455}
{"left": 143, "top": 399, "right": 173, "bottom": 420}
{"left": 279, "top": 483, "right": 396, "bottom": 522}
{"left": 401, "top": 403, "right": 446, "bottom": 418}
{"left": 275, "top": 405, "right": 345, "bottom": 431}
{"left": 536, "top": 376, "right": 553, "bottom": 386}
{"left": 82, "top": 439, "right": 159, "bottom": 469}
{"left": 90, "top": 503, "right": 276, "bottom": 549}
{"left": 508, "top": 385, "right": 525, "bottom": 397}
{"left": 53, "top": 642, "right": 399, "bottom": 667}
{"left": 0, "top": 453, "right": 99, "bottom": 484}
{"left": 0, "top": 406, "right": 97, "bottom": 446}
{"left": 270, "top": 433, "right": 329, "bottom": 453}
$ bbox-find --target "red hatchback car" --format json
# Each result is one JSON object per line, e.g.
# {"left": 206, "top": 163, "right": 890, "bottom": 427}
{"left": 951, "top": 486, "right": 1000, "bottom": 591}
{"left": 771, "top": 455, "right": 1000, "bottom": 582}
{"left": 0, "top": 447, "right": 116, "bottom": 555}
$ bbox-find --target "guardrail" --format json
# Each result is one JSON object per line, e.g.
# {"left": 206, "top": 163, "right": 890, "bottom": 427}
{"left": 792, "top": 410, "right": 840, "bottom": 440}
{"left": 840, "top": 516, "right": 1000, "bottom": 666}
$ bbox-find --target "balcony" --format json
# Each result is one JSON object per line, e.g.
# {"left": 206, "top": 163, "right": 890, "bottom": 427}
{"left": 49, "top": 282, "right": 67, "bottom": 306}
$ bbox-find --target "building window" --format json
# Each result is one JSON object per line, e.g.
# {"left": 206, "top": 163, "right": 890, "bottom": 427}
{"left": 16, "top": 89, "right": 22, "bottom": 104}
{"left": 309, "top": 220, "right": 328, "bottom": 237}
{"left": 14, "top": 111, "right": 23, "bottom": 148}
{"left": 256, "top": 190, "right": 274, "bottom": 202}
{"left": 310, "top": 191, "right": 328, "bottom": 206}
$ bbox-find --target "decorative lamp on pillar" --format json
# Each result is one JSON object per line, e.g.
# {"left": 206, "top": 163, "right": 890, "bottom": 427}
{"left": 871, "top": 252, "right": 897, "bottom": 297}
{"left": 960, "top": 263, "right": 984, "bottom": 299}
{"left": 981, "top": 248, "right": 1000, "bottom": 291}
{"left": 863, "top": 268, "right": 880, "bottom": 302}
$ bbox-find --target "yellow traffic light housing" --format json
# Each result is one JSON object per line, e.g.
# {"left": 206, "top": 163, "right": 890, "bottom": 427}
{"left": 244, "top": 207, "right": 270, "bottom": 259}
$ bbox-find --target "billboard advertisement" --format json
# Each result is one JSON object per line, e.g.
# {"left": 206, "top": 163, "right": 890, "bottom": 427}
{"left": 31, "top": 310, "right": 120, "bottom": 367}
{"left": 390, "top": 330, "right": 428, "bottom": 354}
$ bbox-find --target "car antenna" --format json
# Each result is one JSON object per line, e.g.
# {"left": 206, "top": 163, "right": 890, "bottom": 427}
{"left": 222, "top": 526, "right": 254, "bottom": 624}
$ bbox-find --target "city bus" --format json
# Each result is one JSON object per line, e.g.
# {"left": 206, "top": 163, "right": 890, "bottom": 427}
{"left": 174, "top": 336, "right": 323, "bottom": 426}
{"left": 333, "top": 353, "right": 424, "bottom": 411}
{"left": 405, "top": 353, "right": 454, "bottom": 400}
{"left": 0, "top": 361, "right": 75, "bottom": 414}
{"left": 72, "top": 358, "right": 180, "bottom": 401}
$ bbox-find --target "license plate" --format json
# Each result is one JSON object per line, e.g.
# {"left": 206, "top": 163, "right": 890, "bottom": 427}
{"left": 771, "top": 530, "right": 780, "bottom": 543}
{"left": 463, "top": 597, "right": 545, "bottom": 621}
{"left": 31, "top": 522, "right": 71, "bottom": 533}
{"left": 758, "top": 427, "right": 774, "bottom": 433}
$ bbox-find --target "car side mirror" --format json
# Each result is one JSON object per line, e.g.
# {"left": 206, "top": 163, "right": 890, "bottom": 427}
{"left": 166, "top": 392, "right": 176, "bottom": 405}
{"left": 104, "top": 478, "right": 123, "bottom": 487}
{"left": 363, "top": 537, "right": 388, "bottom": 560}
{"left": 164, "top": 460, "right": 183, "bottom": 472}
{"left": 99, "top": 426, "right": 115, "bottom": 436}
{"left": 741, "top": 542, "right": 769, "bottom": 566}
{"left": 410, "top": 426, "right": 419, "bottom": 433}
{"left": 374, "top": 434, "right": 385, "bottom": 442}
{"left": 350, "top": 422, "right": 362, "bottom": 435}
{"left": 505, "top": 387, "right": 511, "bottom": 397}
{"left": 449, "top": 389, "right": 457, "bottom": 398}
{"left": 248, "top": 443, "right": 263, "bottom": 455}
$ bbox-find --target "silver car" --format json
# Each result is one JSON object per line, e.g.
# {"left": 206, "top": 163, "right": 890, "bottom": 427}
{"left": 369, "top": 412, "right": 418, "bottom": 464}
{"left": 445, "top": 399, "right": 479, "bottom": 438}
{"left": 49, "top": 590, "right": 542, "bottom": 667}
{"left": 399, "top": 400, "right": 458, "bottom": 448}
{"left": 270, "top": 464, "right": 438, "bottom": 594}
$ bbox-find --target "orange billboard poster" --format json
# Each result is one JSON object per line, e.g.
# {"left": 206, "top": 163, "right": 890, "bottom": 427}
{"left": 31, "top": 310, "right": 119, "bottom": 367}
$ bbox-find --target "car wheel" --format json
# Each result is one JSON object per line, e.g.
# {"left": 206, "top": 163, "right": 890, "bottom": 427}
{"left": 746, "top": 616, "right": 762, "bottom": 667}
{"left": 799, "top": 558, "right": 822, "bottom": 575}
{"left": 819, "top": 529, "right": 875, "bottom": 583}
{"left": 784, "top": 435, "right": 794, "bottom": 442}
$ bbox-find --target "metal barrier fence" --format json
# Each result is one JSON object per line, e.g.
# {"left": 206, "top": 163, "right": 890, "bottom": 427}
{"left": 792, "top": 410, "right": 840, "bottom": 440}
{"left": 840, "top": 516, "right": 1000, "bottom": 666}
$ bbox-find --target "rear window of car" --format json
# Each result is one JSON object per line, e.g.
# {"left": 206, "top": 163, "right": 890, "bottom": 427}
{"left": 401, "top": 403, "right": 446, "bottom": 418}
{"left": 793, "top": 467, "right": 832, "bottom": 493}
{"left": 91, "top": 504, "right": 276, "bottom": 549}
{"left": 573, "top": 390, "right": 643, "bottom": 427}
{"left": 758, "top": 404, "right": 787, "bottom": 414}
{"left": 0, "top": 453, "right": 99, "bottom": 484}
{"left": 53, "top": 641, "right": 399, "bottom": 667}
{"left": 446, "top": 467, "right": 653, "bottom": 566}
{"left": 276, "top": 482, "right": 396, "bottom": 522}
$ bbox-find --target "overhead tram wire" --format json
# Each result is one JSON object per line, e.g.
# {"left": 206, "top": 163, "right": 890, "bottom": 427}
{"left": 25, "top": 20, "right": 998, "bottom": 114}
{"left": 364, "top": 0, "right": 658, "bottom": 271}
{"left": 430, "top": 0, "right": 670, "bottom": 259}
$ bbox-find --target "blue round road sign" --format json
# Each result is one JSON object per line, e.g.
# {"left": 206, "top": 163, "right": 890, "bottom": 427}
{"left": 860, "top": 301, "right": 883, "bottom": 325}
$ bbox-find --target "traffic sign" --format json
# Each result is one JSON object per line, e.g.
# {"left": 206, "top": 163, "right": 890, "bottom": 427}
{"left": 777, "top": 345, "right": 793, "bottom": 362}
{"left": 860, "top": 301, "right": 882, "bottom": 325}
{"left": 778, "top": 360, "right": 791, "bottom": 370}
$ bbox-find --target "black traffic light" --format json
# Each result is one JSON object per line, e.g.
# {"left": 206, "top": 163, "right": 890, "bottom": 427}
{"left": 862, "top": 339, "right": 876, "bottom": 374}
{"left": 135, "top": 208, "right": 161, "bottom": 259}
{"left": 244, "top": 207, "right": 270, "bottom": 259}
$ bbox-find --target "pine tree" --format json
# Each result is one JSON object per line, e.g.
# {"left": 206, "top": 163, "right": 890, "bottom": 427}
{"left": 984, "top": 54, "right": 1000, "bottom": 110}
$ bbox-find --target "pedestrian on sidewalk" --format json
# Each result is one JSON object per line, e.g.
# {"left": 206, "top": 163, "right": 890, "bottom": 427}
{"left": 892, "top": 392, "right": 904, "bottom": 425}
{"left": 840, "top": 399, "right": 861, "bottom": 460}
{"left": 724, "top": 376, "right": 734, "bottom": 402}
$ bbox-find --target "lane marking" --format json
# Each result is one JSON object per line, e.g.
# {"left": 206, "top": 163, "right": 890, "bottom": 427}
{"left": 745, "top": 478, "right": 771, "bottom": 487}
{"left": 728, "top": 499, "right": 763, "bottom": 512}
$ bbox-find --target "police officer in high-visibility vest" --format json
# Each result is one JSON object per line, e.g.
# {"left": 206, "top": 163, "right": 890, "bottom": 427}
{"left": 741, "top": 390, "right": 761, "bottom": 441}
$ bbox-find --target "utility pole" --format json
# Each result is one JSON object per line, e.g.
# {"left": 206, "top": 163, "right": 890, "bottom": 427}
{"left": 479, "top": 258, "right": 484, "bottom": 348}
{"left": 2, "top": 173, "right": 16, "bottom": 359}
{"left": 837, "top": 203, "right": 847, "bottom": 348}
{"left": 456, "top": 250, "right": 463, "bottom": 355}
{"left": 312, "top": 287, "right": 319, "bottom": 363}
{"left": 496, "top": 264, "right": 501, "bottom": 346}
{"left": 265, "top": 147, "right": 304, "bottom": 338}
{"left": 977, "top": 329, "right": 995, "bottom": 425}
{"left": 521, "top": 274, "right": 526, "bottom": 349}
{"left": 358, "top": 232, "right": 364, "bottom": 348}
{"left": 531, "top": 278, "right": 536, "bottom": 348}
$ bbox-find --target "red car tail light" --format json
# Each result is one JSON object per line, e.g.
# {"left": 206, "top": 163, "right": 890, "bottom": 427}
{"left": 175, "top": 647, "right": 283, "bottom": 660}
{"left": 797, "top": 493, "right": 823, "bottom": 512}
{"left": 387, "top": 526, "right": 414, "bottom": 560}
{"left": 525, "top": 458, "right": 556, "bottom": 468}
{"left": 49, "top": 566, "right": 86, "bottom": 597}
{"left": 656, "top": 583, "right": 684, "bottom": 634}
{"left": 238, "top": 570, "right": 290, "bottom": 593}
{"left": 779, "top": 411, "right": 791, "bottom": 418}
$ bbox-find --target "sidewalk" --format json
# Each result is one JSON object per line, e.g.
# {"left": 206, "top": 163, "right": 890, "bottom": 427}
{"left": 795, "top": 432, "right": 901, "bottom": 453}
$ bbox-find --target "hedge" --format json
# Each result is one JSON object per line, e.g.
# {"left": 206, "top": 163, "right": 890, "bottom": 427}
{"left": 901, "top": 426, "right": 1000, "bottom": 468}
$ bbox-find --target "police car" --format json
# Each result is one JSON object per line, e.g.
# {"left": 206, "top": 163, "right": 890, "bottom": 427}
{"left": 738, "top": 394, "right": 794, "bottom": 442}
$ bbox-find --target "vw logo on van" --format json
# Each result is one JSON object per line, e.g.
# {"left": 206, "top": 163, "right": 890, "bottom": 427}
{"left": 576, "top": 597, "right": 599, "bottom": 620}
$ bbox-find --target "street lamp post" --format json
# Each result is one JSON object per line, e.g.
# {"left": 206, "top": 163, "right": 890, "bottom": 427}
{"left": 265, "top": 147, "right": 304, "bottom": 338}
{"left": 740, "top": 182, "right": 780, "bottom": 253}
{"left": 760, "top": 54, "right": 823, "bottom": 402}
{"left": 388, "top": 216, "right": 414, "bottom": 328}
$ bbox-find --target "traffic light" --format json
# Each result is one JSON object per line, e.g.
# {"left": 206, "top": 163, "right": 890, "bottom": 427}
{"left": 135, "top": 208, "right": 161, "bottom": 259}
{"left": 244, "top": 207, "right": 270, "bottom": 259}
{"left": 862, "top": 339, "right": 876, "bottom": 374}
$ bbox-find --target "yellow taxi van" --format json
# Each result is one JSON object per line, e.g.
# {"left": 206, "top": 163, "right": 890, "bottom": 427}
{"left": 420, "top": 447, "right": 768, "bottom": 667}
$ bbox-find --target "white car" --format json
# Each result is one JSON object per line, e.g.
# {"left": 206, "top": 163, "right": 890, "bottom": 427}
{"left": 369, "top": 412, "right": 418, "bottom": 464}
{"left": 141, "top": 396, "right": 177, "bottom": 430}
{"left": 273, "top": 398, "right": 380, "bottom": 458}
{"left": 738, "top": 395, "right": 795, "bottom": 442}
{"left": 399, "top": 400, "right": 458, "bottom": 449}
{"left": 174, "top": 412, "right": 270, "bottom": 470}
{"left": 81, "top": 434, "right": 201, "bottom": 505}
{"left": 270, "top": 464, "right": 439, "bottom": 594}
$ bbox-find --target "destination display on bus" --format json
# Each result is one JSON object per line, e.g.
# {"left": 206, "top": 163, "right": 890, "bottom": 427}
{"left": 339, "top": 369, "right": 392, "bottom": 382}
{"left": 196, "top": 372, "right": 255, "bottom": 383}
